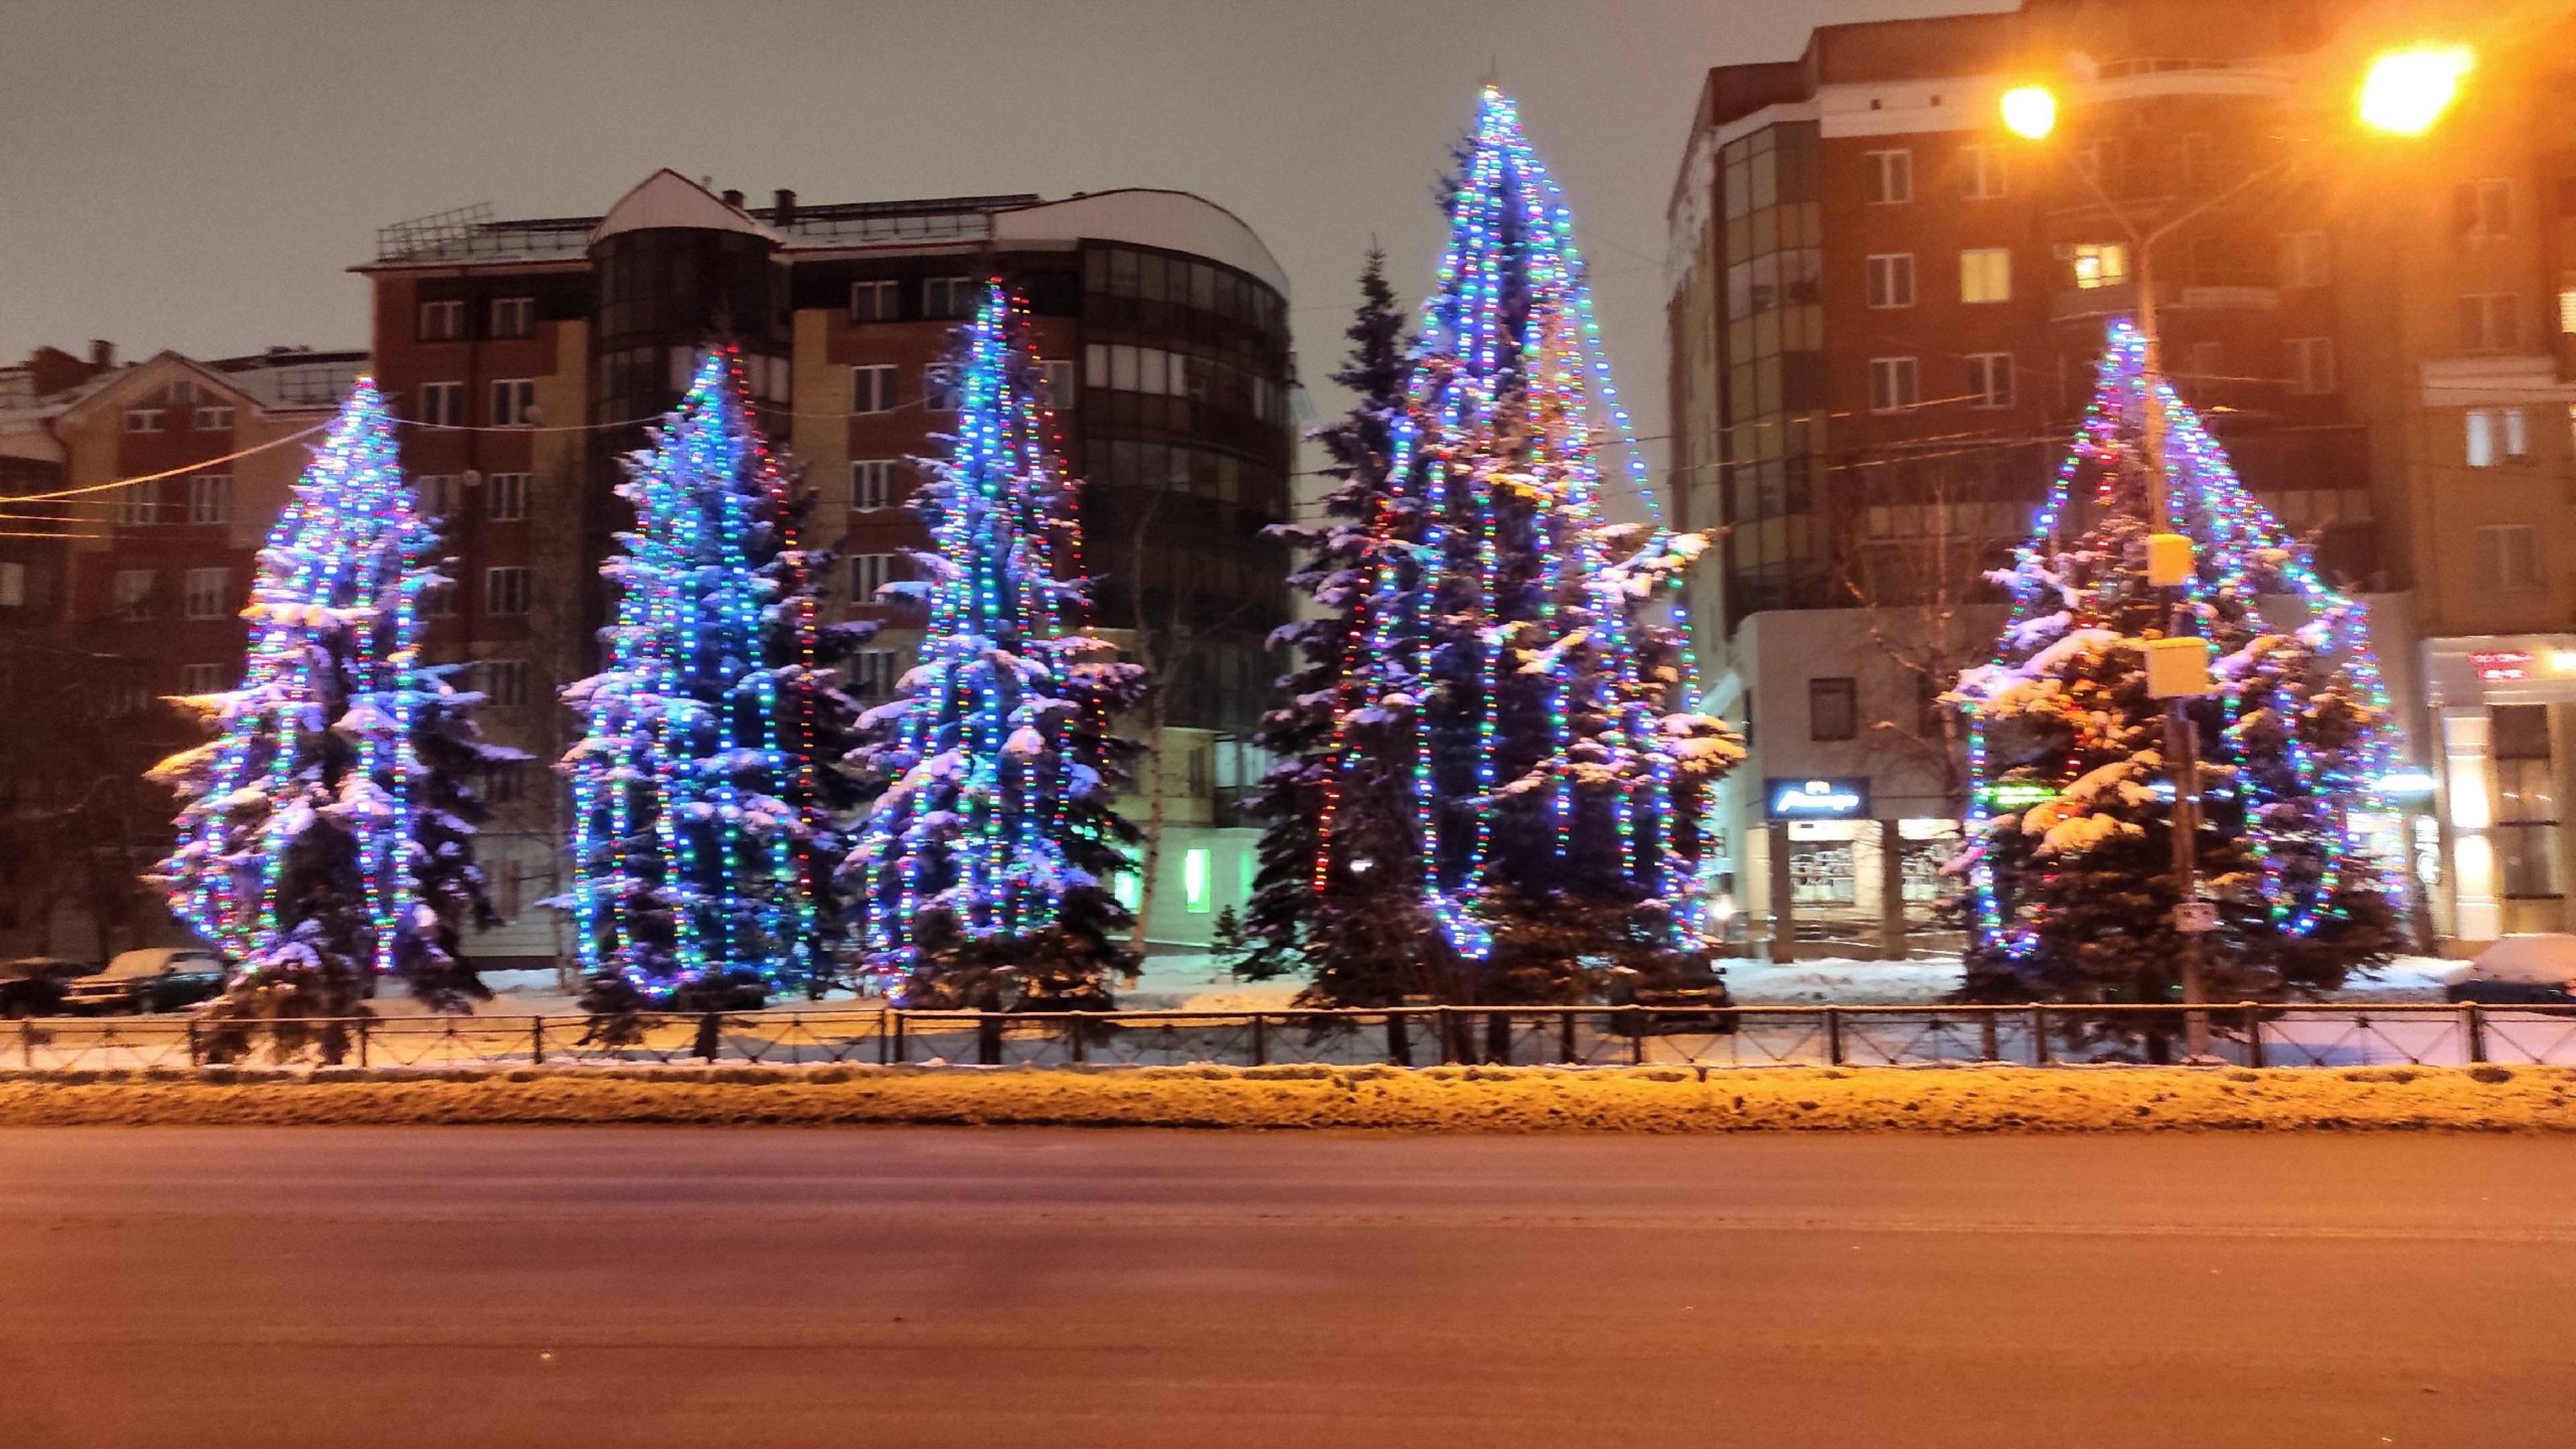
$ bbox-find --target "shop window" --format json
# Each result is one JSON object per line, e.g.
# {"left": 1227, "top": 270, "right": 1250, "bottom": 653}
{"left": 2494, "top": 704, "right": 2559, "bottom": 898}
{"left": 1789, "top": 839, "right": 1857, "bottom": 906}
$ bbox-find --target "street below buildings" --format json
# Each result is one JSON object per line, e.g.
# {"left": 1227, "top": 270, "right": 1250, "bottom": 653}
{"left": 0, "top": 1128, "right": 2570, "bottom": 1447}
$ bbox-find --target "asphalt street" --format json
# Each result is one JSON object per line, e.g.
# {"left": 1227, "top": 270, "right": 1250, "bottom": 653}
{"left": 0, "top": 1126, "right": 2569, "bottom": 1447}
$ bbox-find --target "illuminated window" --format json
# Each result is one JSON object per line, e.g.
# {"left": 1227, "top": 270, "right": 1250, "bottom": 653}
{"left": 1959, "top": 248, "right": 2012, "bottom": 303}
{"left": 2467, "top": 408, "right": 2529, "bottom": 466}
{"left": 1183, "top": 848, "right": 1212, "bottom": 914}
{"left": 1113, "top": 870, "right": 1142, "bottom": 911}
{"left": 2072, "top": 244, "right": 2128, "bottom": 290}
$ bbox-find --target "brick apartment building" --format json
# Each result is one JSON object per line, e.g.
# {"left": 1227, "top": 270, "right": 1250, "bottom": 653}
{"left": 355, "top": 171, "right": 1296, "bottom": 962}
{"left": 1666, "top": 0, "right": 2574, "bottom": 954}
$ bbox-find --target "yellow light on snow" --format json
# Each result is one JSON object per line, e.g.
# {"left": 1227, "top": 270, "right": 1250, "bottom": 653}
{"left": 2000, "top": 85, "right": 2058, "bottom": 141}
{"left": 2359, "top": 45, "right": 2472, "bottom": 135}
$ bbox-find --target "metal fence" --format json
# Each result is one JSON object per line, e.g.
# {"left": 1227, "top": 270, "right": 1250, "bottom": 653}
{"left": 10, "top": 1001, "right": 2576, "bottom": 1074}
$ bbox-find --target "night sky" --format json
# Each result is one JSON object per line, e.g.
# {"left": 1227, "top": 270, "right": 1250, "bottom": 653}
{"left": 0, "top": 0, "right": 2000, "bottom": 473}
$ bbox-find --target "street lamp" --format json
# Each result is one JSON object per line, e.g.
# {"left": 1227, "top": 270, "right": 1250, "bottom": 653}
{"left": 1996, "top": 46, "right": 2469, "bottom": 1054}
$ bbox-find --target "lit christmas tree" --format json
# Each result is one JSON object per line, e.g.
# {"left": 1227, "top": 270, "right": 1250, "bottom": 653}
{"left": 151, "top": 381, "right": 513, "bottom": 1056}
{"left": 1306, "top": 89, "right": 1741, "bottom": 1004}
{"left": 838, "top": 282, "right": 1146, "bottom": 1009}
{"left": 558, "top": 347, "right": 824, "bottom": 1008}
{"left": 1236, "top": 247, "right": 1435, "bottom": 997}
{"left": 1951, "top": 320, "right": 2405, "bottom": 1004}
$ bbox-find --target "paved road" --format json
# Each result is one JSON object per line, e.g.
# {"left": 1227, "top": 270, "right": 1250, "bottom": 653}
{"left": 0, "top": 1129, "right": 2570, "bottom": 1447}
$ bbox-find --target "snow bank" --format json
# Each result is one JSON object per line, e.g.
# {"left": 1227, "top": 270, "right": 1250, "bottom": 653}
{"left": 3, "top": 1062, "right": 2570, "bottom": 1133}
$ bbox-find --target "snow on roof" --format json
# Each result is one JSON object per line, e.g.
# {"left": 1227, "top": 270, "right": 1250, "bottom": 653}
{"left": 590, "top": 169, "right": 782, "bottom": 247}
{"left": 993, "top": 189, "right": 1290, "bottom": 299}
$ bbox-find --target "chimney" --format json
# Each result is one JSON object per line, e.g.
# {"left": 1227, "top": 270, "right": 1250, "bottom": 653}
{"left": 721, "top": 188, "right": 745, "bottom": 208}
{"left": 87, "top": 339, "right": 114, "bottom": 369}
{"left": 774, "top": 188, "right": 798, "bottom": 226}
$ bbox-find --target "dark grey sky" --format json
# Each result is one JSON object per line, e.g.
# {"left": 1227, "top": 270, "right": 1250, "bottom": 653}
{"left": 0, "top": 0, "right": 1998, "bottom": 460}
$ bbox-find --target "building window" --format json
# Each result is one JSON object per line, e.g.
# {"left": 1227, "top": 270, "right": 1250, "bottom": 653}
{"left": 2459, "top": 294, "right": 2524, "bottom": 354}
{"left": 192, "top": 405, "right": 234, "bottom": 431}
{"left": 851, "top": 649, "right": 901, "bottom": 699}
{"left": 850, "top": 364, "right": 897, "bottom": 415}
{"left": 851, "top": 552, "right": 897, "bottom": 605}
{"left": 485, "top": 762, "right": 526, "bottom": 804}
{"left": 1789, "top": 839, "right": 1858, "bottom": 906}
{"left": 489, "top": 378, "right": 535, "bottom": 427}
{"left": 1963, "top": 144, "right": 2008, "bottom": 200}
{"left": 489, "top": 296, "right": 535, "bottom": 339}
{"left": 1863, "top": 149, "right": 1913, "bottom": 204}
{"left": 2455, "top": 179, "right": 2512, "bottom": 240}
{"left": 2286, "top": 338, "right": 2337, "bottom": 395}
{"left": 1868, "top": 357, "right": 1919, "bottom": 413}
{"left": 112, "top": 569, "right": 155, "bottom": 620}
{"left": 182, "top": 568, "right": 229, "bottom": 621}
{"left": 2494, "top": 704, "right": 2559, "bottom": 898}
{"left": 1864, "top": 254, "right": 1915, "bottom": 309}
{"left": 421, "top": 578, "right": 456, "bottom": 617}
{"left": 2073, "top": 243, "right": 2128, "bottom": 289}
{"left": 1041, "top": 359, "right": 1075, "bottom": 410}
{"left": 416, "top": 382, "right": 464, "bottom": 427}
{"left": 417, "top": 474, "right": 460, "bottom": 519}
{"left": 851, "top": 459, "right": 900, "bottom": 511}
{"left": 2280, "top": 231, "right": 2331, "bottom": 288}
{"left": 1183, "top": 847, "right": 1213, "bottom": 914}
{"left": 122, "top": 409, "right": 162, "bottom": 432}
{"left": 418, "top": 299, "right": 464, "bottom": 341}
{"left": 1967, "top": 353, "right": 2015, "bottom": 409}
{"left": 2475, "top": 523, "right": 2541, "bottom": 588}
{"left": 484, "top": 566, "right": 530, "bottom": 616}
{"left": 923, "top": 363, "right": 962, "bottom": 411}
{"left": 483, "top": 658, "right": 528, "bottom": 708}
{"left": 0, "top": 561, "right": 23, "bottom": 608}
{"left": 923, "top": 276, "right": 978, "bottom": 320}
{"left": 2467, "top": 408, "right": 2530, "bottom": 467}
{"left": 485, "top": 472, "right": 530, "bottom": 522}
{"left": 849, "top": 280, "right": 899, "bottom": 322}
{"left": 114, "top": 481, "right": 160, "bottom": 527}
{"left": 1809, "top": 677, "right": 1858, "bottom": 741}
{"left": 181, "top": 663, "right": 228, "bottom": 695}
{"left": 1959, "top": 247, "right": 2012, "bottom": 303}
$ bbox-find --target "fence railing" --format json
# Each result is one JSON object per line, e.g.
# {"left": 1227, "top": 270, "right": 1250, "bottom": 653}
{"left": 9, "top": 1001, "right": 2576, "bottom": 1074}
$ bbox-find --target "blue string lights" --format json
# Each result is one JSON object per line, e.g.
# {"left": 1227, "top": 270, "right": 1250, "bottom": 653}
{"left": 1957, "top": 319, "right": 2405, "bottom": 960}
{"left": 1313, "top": 88, "right": 1737, "bottom": 959}
{"left": 559, "top": 346, "right": 818, "bottom": 995}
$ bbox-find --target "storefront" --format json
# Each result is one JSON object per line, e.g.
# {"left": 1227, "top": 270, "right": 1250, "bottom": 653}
{"left": 2424, "top": 636, "right": 2576, "bottom": 944}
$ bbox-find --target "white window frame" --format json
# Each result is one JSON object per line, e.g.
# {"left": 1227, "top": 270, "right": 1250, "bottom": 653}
{"left": 1868, "top": 357, "right": 1920, "bottom": 414}
{"left": 114, "top": 481, "right": 159, "bottom": 528}
{"left": 851, "top": 552, "right": 897, "bottom": 605}
{"left": 1864, "top": 254, "right": 1915, "bottom": 310}
{"left": 1041, "top": 359, "right": 1076, "bottom": 410}
{"left": 849, "top": 280, "right": 899, "bottom": 322}
{"left": 192, "top": 405, "right": 235, "bottom": 431}
{"left": 923, "top": 363, "right": 962, "bottom": 412}
{"left": 850, "top": 364, "right": 897, "bottom": 415}
{"left": 2285, "top": 337, "right": 2337, "bottom": 395}
{"left": 112, "top": 568, "right": 155, "bottom": 620}
{"left": 2461, "top": 294, "right": 2523, "bottom": 354}
{"left": 852, "top": 648, "right": 901, "bottom": 699}
{"left": 1863, "top": 149, "right": 1913, "bottom": 204}
{"left": 2477, "top": 523, "right": 2542, "bottom": 588}
{"left": 485, "top": 472, "right": 530, "bottom": 522}
{"left": 488, "top": 378, "right": 535, "bottom": 427}
{"left": 923, "top": 276, "right": 979, "bottom": 319}
{"left": 185, "top": 473, "right": 233, "bottom": 526}
{"left": 181, "top": 663, "right": 227, "bottom": 695}
{"left": 122, "top": 409, "right": 162, "bottom": 433}
{"left": 416, "top": 382, "right": 464, "bottom": 427}
{"left": 1959, "top": 247, "right": 2013, "bottom": 304}
{"left": 2467, "top": 408, "right": 2530, "bottom": 467}
{"left": 182, "top": 567, "right": 229, "bottom": 621}
{"left": 483, "top": 566, "right": 530, "bottom": 617}
{"left": 1963, "top": 145, "right": 2008, "bottom": 200}
{"left": 418, "top": 299, "right": 464, "bottom": 341}
{"left": 1967, "top": 353, "right": 2015, "bottom": 410}
{"left": 489, "top": 295, "right": 535, "bottom": 339}
{"left": 483, "top": 658, "right": 529, "bottom": 708}
{"left": 851, "top": 459, "right": 900, "bottom": 512}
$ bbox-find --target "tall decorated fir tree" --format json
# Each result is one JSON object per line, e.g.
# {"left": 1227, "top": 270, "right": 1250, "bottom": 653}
{"left": 151, "top": 380, "right": 514, "bottom": 1056}
{"left": 1237, "top": 248, "right": 1431, "bottom": 996}
{"left": 558, "top": 346, "right": 824, "bottom": 1008}
{"left": 1305, "top": 89, "right": 1742, "bottom": 1005}
{"left": 839, "top": 282, "right": 1146, "bottom": 1009}
{"left": 1951, "top": 320, "right": 2404, "bottom": 1005}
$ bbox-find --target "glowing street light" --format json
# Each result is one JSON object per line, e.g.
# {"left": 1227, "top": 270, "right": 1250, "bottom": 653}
{"left": 2000, "top": 85, "right": 2058, "bottom": 140}
{"left": 2358, "top": 44, "right": 2473, "bottom": 135}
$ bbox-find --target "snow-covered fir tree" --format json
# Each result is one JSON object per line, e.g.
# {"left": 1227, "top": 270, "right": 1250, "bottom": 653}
{"left": 838, "top": 283, "right": 1147, "bottom": 1009}
{"left": 558, "top": 346, "right": 825, "bottom": 1011}
{"left": 1235, "top": 246, "right": 1436, "bottom": 998}
{"left": 1302, "top": 89, "right": 1741, "bottom": 1006}
{"left": 150, "top": 381, "right": 516, "bottom": 1059}
{"left": 1951, "top": 322, "right": 2404, "bottom": 1006}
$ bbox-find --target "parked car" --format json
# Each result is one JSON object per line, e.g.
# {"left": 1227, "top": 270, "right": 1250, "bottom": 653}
{"left": 60, "top": 947, "right": 228, "bottom": 1015}
{"left": 2443, "top": 935, "right": 2576, "bottom": 1005}
{"left": 0, "top": 958, "right": 89, "bottom": 1018}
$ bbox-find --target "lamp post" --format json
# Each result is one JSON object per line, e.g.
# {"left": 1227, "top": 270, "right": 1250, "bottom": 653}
{"left": 1999, "top": 46, "right": 2467, "bottom": 1055}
